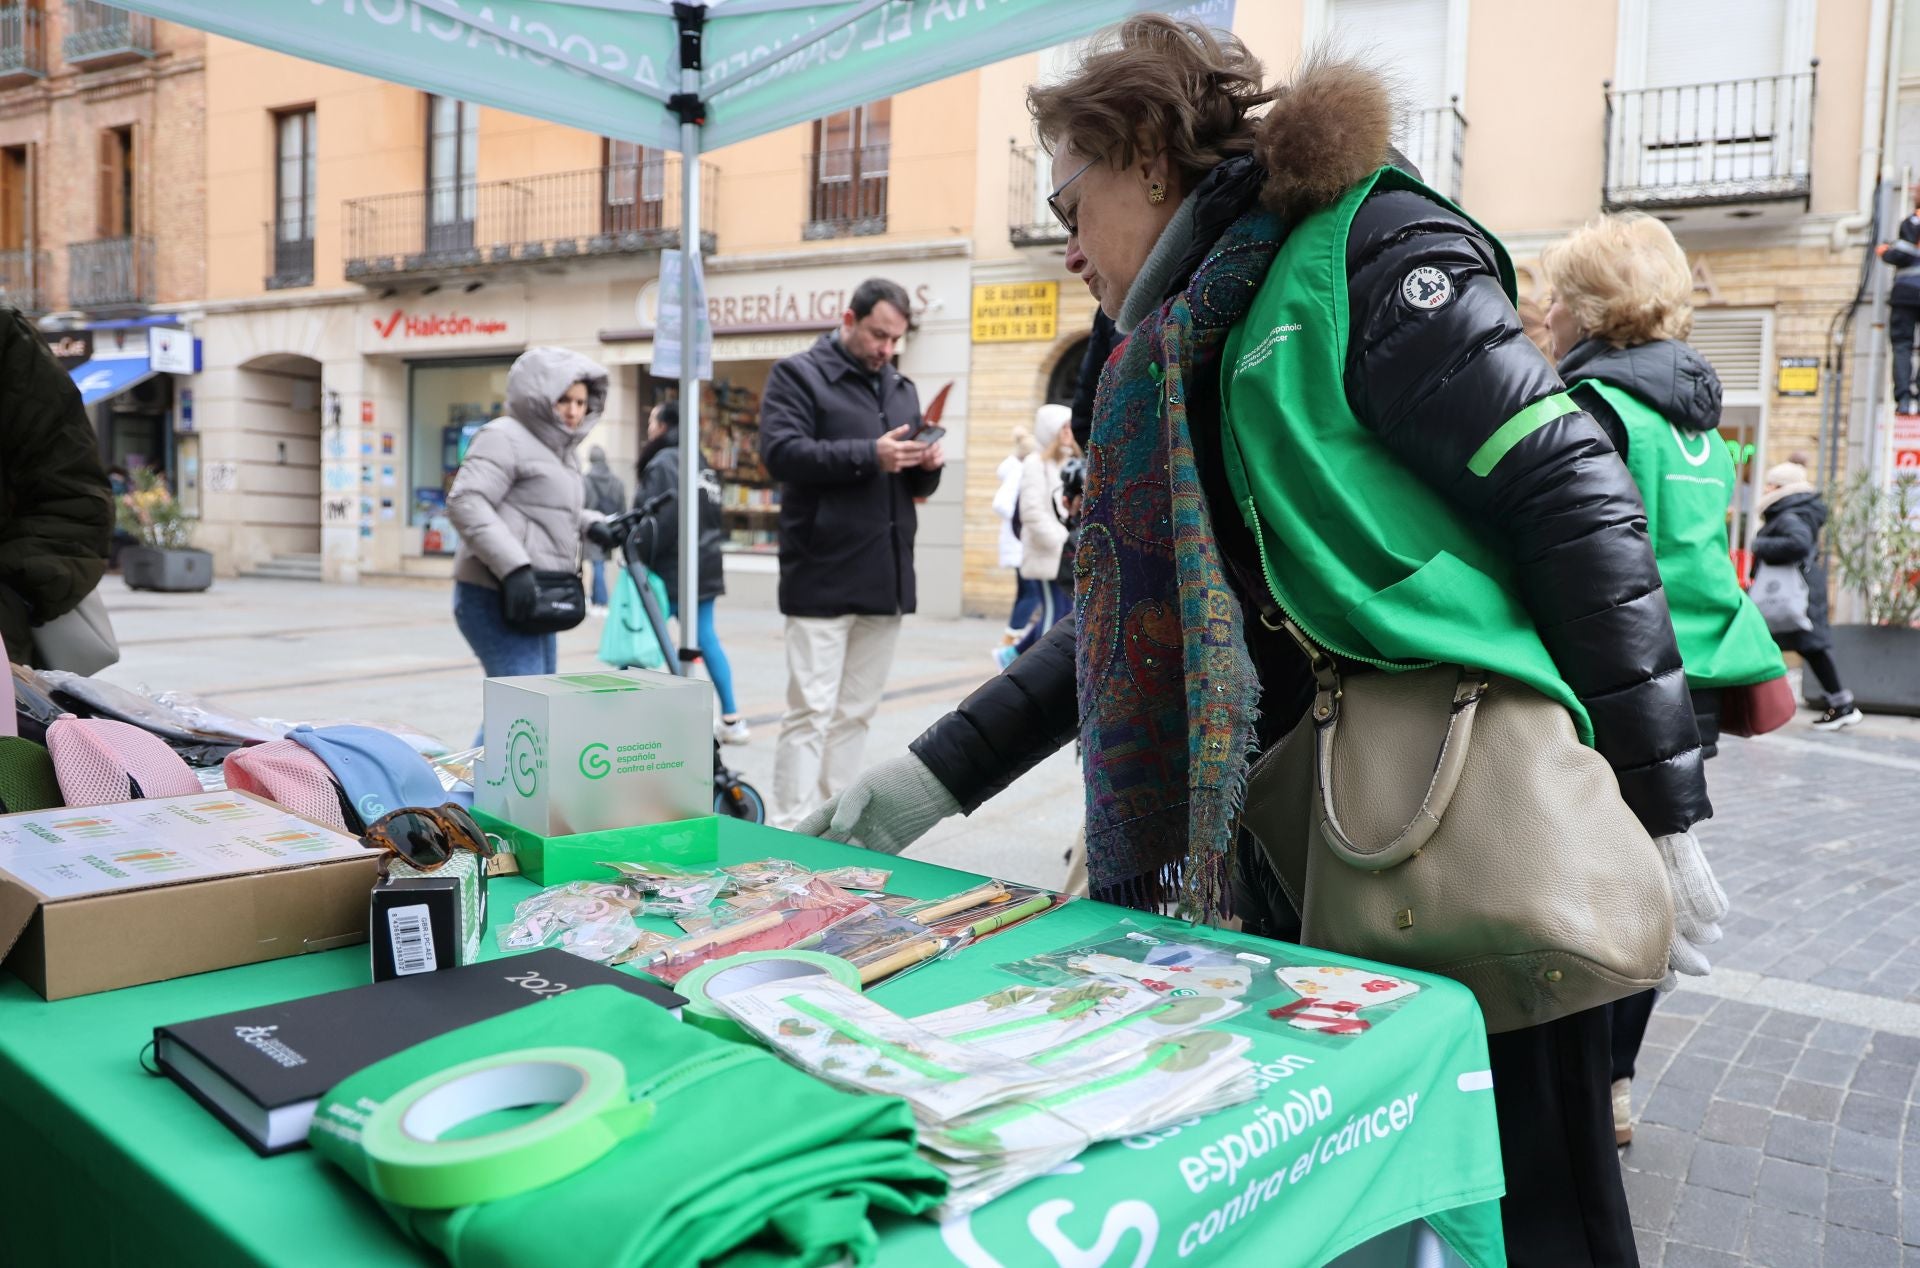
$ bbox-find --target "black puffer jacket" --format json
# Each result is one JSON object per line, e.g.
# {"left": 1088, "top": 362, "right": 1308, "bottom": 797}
{"left": 909, "top": 73, "right": 1707, "bottom": 842}
{"left": 0, "top": 306, "right": 113, "bottom": 665}
{"left": 760, "top": 332, "right": 938, "bottom": 617}
{"left": 1558, "top": 336, "right": 1724, "bottom": 456}
{"left": 634, "top": 427, "right": 725, "bottom": 603}
{"left": 1752, "top": 492, "right": 1833, "bottom": 654}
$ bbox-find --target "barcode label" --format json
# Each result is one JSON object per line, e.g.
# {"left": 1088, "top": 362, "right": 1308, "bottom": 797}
{"left": 387, "top": 904, "right": 438, "bottom": 976}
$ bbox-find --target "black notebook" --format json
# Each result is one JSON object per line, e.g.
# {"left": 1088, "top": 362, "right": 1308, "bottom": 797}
{"left": 153, "top": 949, "right": 686, "bottom": 1155}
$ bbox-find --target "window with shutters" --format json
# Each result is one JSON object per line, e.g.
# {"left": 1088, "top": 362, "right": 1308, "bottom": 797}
{"left": 1316, "top": 0, "right": 1467, "bottom": 201}
{"left": 425, "top": 95, "right": 477, "bottom": 256}
{"left": 270, "top": 108, "right": 316, "bottom": 288}
{"left": 0, "top": 143, "right": 39, "bottom": 313}
{"left": 603, "top": 138, "right": 664, "bottom": 234}
{"left": 0, "top": 145, "right": 26, "bottom": 251}
{"left": 98, "top": 124, "right": 132, "bottom": 239}
{"left": 806, "top": 99, "right": 889, "bottom": 238}
{"left": 1605, "top": 0, "right": 1815, "bottom": 207}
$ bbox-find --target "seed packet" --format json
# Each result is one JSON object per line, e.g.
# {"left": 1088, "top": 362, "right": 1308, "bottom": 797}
{"left": 997, "top": 920, "right": 1282, "bottom": 1008}
{"left": 1263, "top": 965, "right": 1422, "bottom": 1037}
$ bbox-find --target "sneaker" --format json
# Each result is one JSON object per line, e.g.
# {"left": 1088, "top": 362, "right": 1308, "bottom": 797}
{"left": 992, "top": 644, "right": 1019, "bottom": 672}
{"left": 717, "top": 715, "right": 752, "bottom": 745}
{"left": 1811, "top": 705, "right": 1863, "bottom": 731}
{"left": 588, "top": 603, "right": 610, "bottom": 618}
{"left": 1612, "top": 1077, "right": 1633, "bottom": 1147}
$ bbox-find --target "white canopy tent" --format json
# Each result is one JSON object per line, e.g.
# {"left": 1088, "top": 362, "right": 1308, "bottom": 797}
{"left": 117, "top": 0, "right": 1233, "bottom": 654}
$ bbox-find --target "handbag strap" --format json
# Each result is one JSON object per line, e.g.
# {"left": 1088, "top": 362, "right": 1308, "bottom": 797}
{"left": 1221, "top": 548, "right": 1488, "bottom": 870}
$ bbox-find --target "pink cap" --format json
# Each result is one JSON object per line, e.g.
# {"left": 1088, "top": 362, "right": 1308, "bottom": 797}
{"left": 222, "top": 739, "right": 350, "bottom": 831}
{"left": 46, "top": 715, "right": 203, "bottom": 807}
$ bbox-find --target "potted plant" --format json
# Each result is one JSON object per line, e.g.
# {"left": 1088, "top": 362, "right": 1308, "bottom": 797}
{"left": 117, "top": 466, "right": 213, "bottom": 593}
{"left": 1820, "top": 472, "right": 1920, "bottom": 714}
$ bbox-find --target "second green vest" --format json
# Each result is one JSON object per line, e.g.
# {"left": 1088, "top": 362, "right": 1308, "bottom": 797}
{"left": 1218, "top": 166, "right": 1592, "bottom": 742}
{"left": 1579, "top": 380, "right": 1785, "bottom": 690}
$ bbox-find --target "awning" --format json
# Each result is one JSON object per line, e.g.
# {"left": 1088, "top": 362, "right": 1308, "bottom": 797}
{"left": 71, "top": 357, "right": 156, "bottom": 406}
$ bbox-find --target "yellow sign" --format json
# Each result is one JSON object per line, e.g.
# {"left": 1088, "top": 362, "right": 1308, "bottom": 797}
{"left": 971, "top": 282, "right": 1058, "bottom": 343}
{"left": 1777, "top": 358, "right": 1819, "bottom": 396}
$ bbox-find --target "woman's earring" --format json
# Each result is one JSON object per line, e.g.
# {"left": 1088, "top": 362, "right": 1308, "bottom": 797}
{"left": 1148, "top": 181, "right": 1167, "bottom": 204}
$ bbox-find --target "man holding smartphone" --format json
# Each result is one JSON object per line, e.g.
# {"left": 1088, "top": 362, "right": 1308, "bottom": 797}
{"left": 759, "top": 277, "right": 945, "bottom": 828}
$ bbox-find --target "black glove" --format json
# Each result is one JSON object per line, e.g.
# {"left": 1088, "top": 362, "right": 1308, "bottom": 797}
{"left": 584, "top": 519, "right": 620, "bottom": 551}
{"left": 499, "top": 566, "right": 538, "bottom": 623}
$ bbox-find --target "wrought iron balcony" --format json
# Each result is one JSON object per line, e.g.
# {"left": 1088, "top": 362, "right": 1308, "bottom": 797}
{"left": 342, "top": 157, "right": 715, "bottom": 282}
{"left": 804, "top": 144, "right": 888, "bottom": 239}
{"left": 0, "top": 5, "right": 47, "bottom": 83}
{"left": 265, "top": 222, "right": 313, "bottom": 290}
{"left": 62, "top": 1, "right": 152, "bottom": 67}
{"left": 69, "top": 235, "right": 153, "bottom": 310}
{"left": 0, "top": 247, "right": 47, "bottom": 313}
{"left": 1604, "top": 63, "right": 1817, "bottom": 210}
{"left": 1396, "top": 100, "right": 1467, "bottom": 205}
{"left": 1008, "top": 144, "right": 1067, "bottom": 247}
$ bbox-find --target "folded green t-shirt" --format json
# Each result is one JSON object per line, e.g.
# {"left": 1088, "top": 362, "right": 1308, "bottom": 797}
{"left": 310, "top": 985, "right": 947, "bottom": 1267}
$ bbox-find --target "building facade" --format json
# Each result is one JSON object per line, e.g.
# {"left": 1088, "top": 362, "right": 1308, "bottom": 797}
{"left": 11, "top": 1, "right": 1895, "bottom": 624}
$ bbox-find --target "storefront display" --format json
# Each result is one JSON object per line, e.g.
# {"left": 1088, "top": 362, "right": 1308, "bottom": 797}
{"left": 407, "top": 359, "right": 512, "bottom": 555}
{"left": 703, "top": 370, "right": 780, "bottom": 555}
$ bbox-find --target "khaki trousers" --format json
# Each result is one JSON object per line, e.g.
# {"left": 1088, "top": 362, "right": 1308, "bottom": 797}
{"left": 770, "top": 614, "right": 902, "bottom": 829}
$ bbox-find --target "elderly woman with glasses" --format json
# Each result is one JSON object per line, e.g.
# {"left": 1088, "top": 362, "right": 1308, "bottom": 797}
{"left": 799, "top": 20, "right": 1718, "bottom": 1262}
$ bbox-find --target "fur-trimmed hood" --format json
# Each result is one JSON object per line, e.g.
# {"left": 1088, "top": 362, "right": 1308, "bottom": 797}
{"left": 1253, "top": 57, "right": 1398, "bottom": 222}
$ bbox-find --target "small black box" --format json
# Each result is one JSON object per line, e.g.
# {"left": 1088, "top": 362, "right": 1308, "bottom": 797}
{"left": 369, "top": 876, "right": 462, "bottom": 981}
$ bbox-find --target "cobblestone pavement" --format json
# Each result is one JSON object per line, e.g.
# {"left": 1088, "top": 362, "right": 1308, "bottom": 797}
{"left": 94, "top": 577, "right": 1920, "bottom": 1264}
{"left": 1622, "top": 719, "right": 1920, "bottom": 1267}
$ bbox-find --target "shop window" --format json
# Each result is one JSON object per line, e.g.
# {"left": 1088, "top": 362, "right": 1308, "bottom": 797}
{"left": 426, "top": 95, "right": 477, "bottom": 255}
{"left": 604, "top": 138, "right": 664, "bottom": 233}
{"left": 807, "top": 99, "right": 889, "bottom": 238}
{"left": 408, "top": 359, "right": 512, "bottom": 555}
{"left": 96, "top": 124, "right": 133, "bottom": 239}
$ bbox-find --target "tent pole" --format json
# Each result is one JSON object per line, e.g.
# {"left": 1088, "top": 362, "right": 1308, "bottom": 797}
{"left": 673, "top": 5, "right": 706, "bottom": 671}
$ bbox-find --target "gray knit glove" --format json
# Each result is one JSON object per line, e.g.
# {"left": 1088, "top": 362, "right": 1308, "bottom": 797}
{"left": 794, "top": 753, "right": 961, "bottom": 856}
{"left": 1656, "top": 828, "right": 1727, "bottom": 987}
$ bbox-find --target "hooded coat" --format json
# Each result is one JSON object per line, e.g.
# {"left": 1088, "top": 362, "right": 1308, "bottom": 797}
{"left": 1558, "top": 337, "right": 1724, "bottom": 457}
{"left": 908, "top": 58, "right": 1709, "bottom": 849}
{"left": 448, "top": 347, "right": 608, "bottom": 591}
{"left": 1753, "top": 491, "right": 1834, "bottom": 654}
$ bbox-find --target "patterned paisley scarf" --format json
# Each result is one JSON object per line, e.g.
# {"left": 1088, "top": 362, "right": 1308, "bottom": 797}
{"left": 1075, "top": 205, "right": 1287, "bottom": 920}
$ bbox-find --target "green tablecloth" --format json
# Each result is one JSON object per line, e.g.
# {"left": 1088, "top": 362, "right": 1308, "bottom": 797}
{"left": 0, "top": 820, "right": 1506, "bottom": 1268}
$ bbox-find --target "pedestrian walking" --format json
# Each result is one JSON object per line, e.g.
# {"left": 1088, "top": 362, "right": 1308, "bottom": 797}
{"left": 999, "top": 403, "right": 1077, "bottom": 668}
{"left": 581, "top": 444, "right": 626, "bottom": 614}
{"left": 633, "top": 400, "right": 746, "bottom": 744}
{"left": 0, "top": 305, "right": 113, "bottom": 668}
{"left": 1545, "top": 211, "right": 1788, "bottom": 1146}
{"left": 799, "top": 22, "right": 1721, "bottom": 1262}
{"left": 1755, "top": 461, "right": 1862, "bottom": 730}
{"left": 990, "top": 424, "right": 1040, "bottom": 666}
{"left": 447, "top": 347, "right": 609, "bottom": 701}
{"left": 759, "top": 277, "right": 944, "bottom": 828}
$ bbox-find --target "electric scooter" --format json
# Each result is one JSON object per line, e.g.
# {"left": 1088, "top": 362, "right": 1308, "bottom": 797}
{"left": 601, "top": 496, "right": 767, "bottom": 823}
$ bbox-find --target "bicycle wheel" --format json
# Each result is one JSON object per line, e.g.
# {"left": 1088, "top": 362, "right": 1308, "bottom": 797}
{"left": 714, "top": 778, "right": 766, "bottom": 824}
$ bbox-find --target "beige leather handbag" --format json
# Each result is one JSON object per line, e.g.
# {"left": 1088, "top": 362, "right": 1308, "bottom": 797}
{"left": 1240, "top": 632, "right": 1673, "bottom": 1034}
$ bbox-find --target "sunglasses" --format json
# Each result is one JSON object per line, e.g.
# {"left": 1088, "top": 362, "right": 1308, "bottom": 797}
{"left": 362, "top": 803, "right": 499, "bottom": 875}
{"left": 1047, "top": 156, "right": 1099, "bottom": 236}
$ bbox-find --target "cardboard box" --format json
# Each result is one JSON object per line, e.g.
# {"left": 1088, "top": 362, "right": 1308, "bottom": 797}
{"left": 476, "top": 669, "right": 710, "bottom": 838}
{"left": 473, "top": 809, "right": 720, "bottom": 886}
{"left": 0, "top": 792, "right": 379, "bottom": 1001}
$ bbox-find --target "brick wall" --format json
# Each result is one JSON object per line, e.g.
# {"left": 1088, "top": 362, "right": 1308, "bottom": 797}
{"left": 0, "top": 11, "right": 203, "bottom": 311}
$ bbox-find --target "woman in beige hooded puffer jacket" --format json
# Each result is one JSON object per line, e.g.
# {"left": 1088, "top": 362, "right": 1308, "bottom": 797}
{"left": 448, "top": 346, "right": 610, "bottom": 687}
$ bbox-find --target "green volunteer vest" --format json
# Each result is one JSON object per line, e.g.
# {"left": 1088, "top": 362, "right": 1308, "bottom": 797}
{"left": 1583, "top": 380, "right": 1786, "bottom": 689}
{"left": 1218, "top": 165, "right": 1593, "bottom": 742}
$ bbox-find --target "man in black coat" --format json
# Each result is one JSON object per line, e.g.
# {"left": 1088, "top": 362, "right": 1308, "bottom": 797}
{"left": 758, "top": 277, "right": 943, "bottom": 827}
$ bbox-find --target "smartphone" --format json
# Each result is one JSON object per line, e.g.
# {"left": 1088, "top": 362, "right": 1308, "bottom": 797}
{"left": 913, "top": 425, "right": 946, "bottom": 445}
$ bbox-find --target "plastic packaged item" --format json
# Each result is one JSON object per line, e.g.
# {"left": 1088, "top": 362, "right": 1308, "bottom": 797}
{"left": 496, "top": 880, "right": 647, "bottom": 956}
{"left": 815, "top": 865, "right": 891, "bottom": 891}
{"left": 997, "top": 921, "right": 1282, "bottom": 1006}
{"left": 644, "top": 878, "right": 873, "bottom": 985}
{"left": 719, "top": 858, "right": 810, "bottom": 893}
{"left": 910, "top": 976, "right": 1241, "bottom": 1064}
{"left": 803, "top": 906, "right": 956, "bottom": 986}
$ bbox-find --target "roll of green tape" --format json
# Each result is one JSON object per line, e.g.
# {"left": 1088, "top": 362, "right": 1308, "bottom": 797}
{"left": 678, "top": 950, "right": 861, "bottom": 1044}
{"left": 363, "top": 1046, "right": 654, "bottom": 1209}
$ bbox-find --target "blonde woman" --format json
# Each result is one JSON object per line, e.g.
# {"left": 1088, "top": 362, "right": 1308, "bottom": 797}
{"left": 997, "top": 404, "right": 1077, "bottom": 668}
{"left": 1544, "top": 212, "right": 1786, "bottom": 1148}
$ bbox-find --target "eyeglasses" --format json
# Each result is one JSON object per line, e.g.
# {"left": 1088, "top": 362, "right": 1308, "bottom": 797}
{"left": 362, "top": 803, "right": 499, "bottom": 875}
{"left": 1047, "top": 156, "right": 1099, "bottom": 236}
